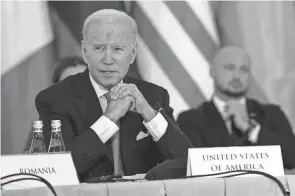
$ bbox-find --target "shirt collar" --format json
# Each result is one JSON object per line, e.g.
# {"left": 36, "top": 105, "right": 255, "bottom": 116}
{"left": 89, "top": 73, "right": 123, "bottom": 98}
{"left": 213, "top": 96, "right": 246, "bottom": 118}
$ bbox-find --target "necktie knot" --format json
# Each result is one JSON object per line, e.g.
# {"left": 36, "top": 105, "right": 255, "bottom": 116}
{"left": 224, "top": 104, "right": 229, "bottom": 112}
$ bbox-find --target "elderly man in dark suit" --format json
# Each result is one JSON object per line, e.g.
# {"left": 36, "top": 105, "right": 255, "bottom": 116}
{"left": 36, "top": 9, "right": 192, "bottom": 181}
{"left": 177, "top": 46, "right": 295, "bottom": 169}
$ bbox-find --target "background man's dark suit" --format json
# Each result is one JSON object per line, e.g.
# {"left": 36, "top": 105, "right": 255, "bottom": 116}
{"left": 36, "top": 70, "right": 192, "bottom": 181}
{"left": 177, "top": 99, "right": 295, "bottom": 169}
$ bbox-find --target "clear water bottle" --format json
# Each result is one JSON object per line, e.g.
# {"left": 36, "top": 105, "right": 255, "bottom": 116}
{"left": 28, "top": 120, "right": 46, "bottom": 153}
{"left": 48, "top": 120, "right": 66, "bottom": 152}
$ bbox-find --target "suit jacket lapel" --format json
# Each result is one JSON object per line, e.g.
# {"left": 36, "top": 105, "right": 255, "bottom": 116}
{"left": 203, "top": 101, "right": 232, "bottom": 146}
{"left": 246, "top": 99, "right": 264, "bottom": 124}
{"left": 74, "top": 70, "right": 113, "bottom": 162}
{"left": 74, "top": 70, "right": 103, "bottom": 126}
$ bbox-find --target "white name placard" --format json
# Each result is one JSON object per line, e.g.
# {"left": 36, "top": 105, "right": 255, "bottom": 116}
{"left": 187, "top": 145, "right": 285, "bottom": 177}
{"left": 1, "top": 152, "right": 79, "bottom": 190}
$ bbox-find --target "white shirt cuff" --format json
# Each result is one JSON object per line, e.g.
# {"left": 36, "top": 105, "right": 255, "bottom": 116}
{"left": 91, "top": 115, "right": 119, "bottom": 143}
{"left": 143, "top": 112, "right": 168, "bottom": 141}
{"left": 248, "top": 124, "right": 261, "bottom": 143}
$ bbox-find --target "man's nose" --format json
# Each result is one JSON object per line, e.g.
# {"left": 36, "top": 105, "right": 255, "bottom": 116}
{"left": 103, "top": 49, "right": 113, "bottom": 65}
{"left": 232, "top": 68, "right": 241, "bottom": 78}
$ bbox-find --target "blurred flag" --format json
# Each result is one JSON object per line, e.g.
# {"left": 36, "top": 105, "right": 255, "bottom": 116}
{"left": 1, "top": 1, "right": 54, "bottom": 75}
{"left": 130, "top": 1, "right": 295, "bottom": 131}
{"left": 1, "top": 1, "right": 56, "bottom": 154}
{"left": 129, "top": 1, "right": 219, "bottom": 117}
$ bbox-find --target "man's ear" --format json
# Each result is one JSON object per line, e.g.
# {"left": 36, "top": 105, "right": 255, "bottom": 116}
{"left": 130, "top": 42, "right": 137, "bottom": 64}
{"left": 209, "top": 66, "right": 215, "bottom": 79}
{"left": 81, "top": 40, "right": 88, "bottom": 64}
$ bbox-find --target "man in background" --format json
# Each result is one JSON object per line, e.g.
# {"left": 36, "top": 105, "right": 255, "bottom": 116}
{"left": 36, "top": 9, "right": 192, "bottom": 181}
{"left": 52, "top": 56, "right": 87, "bottom": 83}
{"left": 177, "top": 46, "right": 295, "bottom": 169}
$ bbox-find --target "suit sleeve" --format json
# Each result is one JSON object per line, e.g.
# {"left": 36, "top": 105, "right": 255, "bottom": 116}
{"left": 256, "top": 106, "right": 295, "bottom": 169}
{"left": 35, "top": 93, "right": 110, "bottom": 177}
{"left": 154, "top": 89, "right": 193, "bottom": 159}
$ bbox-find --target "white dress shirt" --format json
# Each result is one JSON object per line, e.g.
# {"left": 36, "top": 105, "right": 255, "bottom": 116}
{"left": 213, "top": 96, "right": 260, "bottom": 143}
{"left": 89, "top": 73, "right": 168, "bottom": 143}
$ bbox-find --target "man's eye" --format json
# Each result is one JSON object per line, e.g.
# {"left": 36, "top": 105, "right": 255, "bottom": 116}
{"left": 114, "top": 47, "right": 123, "bottom": 52}
{"left": 95, "top": 46, "right": 105, "bottom": 51}
{"left": 241, "top": 67, "right": 250, "bottom": 73}
{"left": 224, "top": 65, "right": 235, "bottom": 70}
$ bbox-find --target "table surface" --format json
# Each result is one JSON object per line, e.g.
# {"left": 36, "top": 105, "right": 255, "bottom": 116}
{"left": 2, "top": 174, "right": 295, "bottom": 196}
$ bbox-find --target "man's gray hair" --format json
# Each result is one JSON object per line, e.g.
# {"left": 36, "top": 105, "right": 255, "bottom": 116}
{"left": 82, "top": 9, "right": 138, "bottom": 44}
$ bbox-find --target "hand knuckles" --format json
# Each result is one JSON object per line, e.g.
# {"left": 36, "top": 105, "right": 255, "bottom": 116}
{"left": 129, "top": 84, "right": 137, "bottom": 89}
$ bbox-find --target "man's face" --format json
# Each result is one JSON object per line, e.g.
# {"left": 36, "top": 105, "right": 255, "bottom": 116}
{"left": 212, "top": 50, "right": 251, "bottom": 97}
{"left": 82, "top": 22, "right": 136, "bottom": 89}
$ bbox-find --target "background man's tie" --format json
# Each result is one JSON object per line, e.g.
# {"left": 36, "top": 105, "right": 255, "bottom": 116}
{"left": 223, "top": 104, "right": 232, "bottom": 133}
{"left": 104, "top": 93, "right": 125, "bottom": 175}
{"left": 224, "top": 104, "right": 245, "bottom": 145}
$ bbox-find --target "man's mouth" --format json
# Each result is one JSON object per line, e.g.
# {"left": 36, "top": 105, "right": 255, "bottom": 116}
{"left": 100, "top": 70, "right": 116, "bottom": 75}
{"left": 229, "top": 80, "right": 242, "bottom": 89}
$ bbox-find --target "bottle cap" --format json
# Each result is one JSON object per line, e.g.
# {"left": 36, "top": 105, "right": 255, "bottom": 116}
{"left": 51, "top": 120, "right": 61, "bottom": 128}
{"left": 33, "top": 120, "right": 43, "bottom": 129}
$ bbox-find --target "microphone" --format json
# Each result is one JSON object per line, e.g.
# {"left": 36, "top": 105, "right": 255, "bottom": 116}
{"left": 153, "top": 103, "right": 193, "bottom": 147}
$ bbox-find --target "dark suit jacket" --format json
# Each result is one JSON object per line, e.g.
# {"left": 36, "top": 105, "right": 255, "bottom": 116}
{"left": 177, "top": 99, "right": 295, "bottom": 169}
{"left": 35, "top": 70, "right": 192, "bottom": 181}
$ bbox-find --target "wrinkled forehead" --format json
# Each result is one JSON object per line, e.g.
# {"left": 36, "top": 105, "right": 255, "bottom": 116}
{"left": 88, "top": 23, "right": 133, "bottom": 43}
{"left": 83, "top": 16, "right": 134, "bottom": 43}
{"left": 214, "top": 47, "right": 251, "bottom": 67}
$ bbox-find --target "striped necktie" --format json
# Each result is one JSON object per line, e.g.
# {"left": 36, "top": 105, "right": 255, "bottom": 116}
{"left": 223, "top": 104, "right": 232, "bottom": 134}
